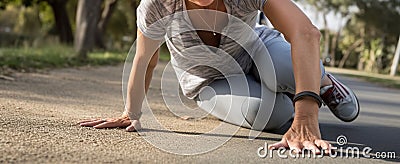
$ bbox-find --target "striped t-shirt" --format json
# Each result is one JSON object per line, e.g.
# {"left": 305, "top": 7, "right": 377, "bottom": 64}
{"left": 137, "top": 0, "right": 280, "bottom": 98}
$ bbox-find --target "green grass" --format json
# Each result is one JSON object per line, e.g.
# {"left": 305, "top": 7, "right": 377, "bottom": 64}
{"left": 0, "top": 45, "right": 74, "bottom": 70}
{"left": 340, "top": 73, "right": 400, "bottom": 89}
{"left": 326, "top": 67, "right": 400, "bottom": 89}
{"left": 159, "top": 48, "right": 171, "bottom": 61}
{"left": 0, "top": 45, "right": 123, "bottom": 73}
{"left": 3, "top": 45, "right": 398, "bottom": 90}
{"left": 88, "top": 51, "right": 127, "bottom": 65}
{"left": 159, "top": 52, "right": 171, "bottom": 61}
{"left": 0, "top": 45, "right": 171, "bottom": 73}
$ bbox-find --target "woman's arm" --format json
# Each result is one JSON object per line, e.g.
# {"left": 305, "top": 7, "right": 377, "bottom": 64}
{"left": 79, "top": 30, "right": 161, "bottom": 131}
{"left": 263, "top": 0, "right": 331, "bottom": 154}
{"left": 124, "top": 30, "right": 161, "bottom": 131}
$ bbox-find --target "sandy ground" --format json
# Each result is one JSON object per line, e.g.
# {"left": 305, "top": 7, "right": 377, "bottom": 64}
{"left": 0, "top": 63, "right": 399, "bottom": 163}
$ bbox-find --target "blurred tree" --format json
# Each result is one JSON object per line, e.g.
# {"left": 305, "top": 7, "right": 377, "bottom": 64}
{"left": 296, "top": 0, "right": 353, "bottom": 66}
{"left": 74, "top": 0, "right": 102, "bottom": 59}
{"left": 14, "top": 6, "right": 41, "bottom": 36}
{"left": 95, "top": 0, "right": 118, "bottom": 49}
{"left": 75, "top": 0, "right": 132, "bottom": 58}
{"left": 0, "top": 5, "right": 37, "bottom": 46}
{"left": 296, "top": 0, "right": 332, "bottom": 63}
{"left": 0, "top": 0, "right": 11, "bottom": 9}
{"left": 82, "top": 0, "right": 140, "bottom": 51}
{"left": 0, "top": 5, "right": 18, "bottom": 31}
{"left": 298, "top": 0, "right": 400, "bottom": 73}
{"left": 326, "top": 0, "right": 352, "bottom": 67}
{"left": 390, "top": 36, "right": 400, "bottom": 76}
{"left": 105, "top": 0, "right": 139, "bottom": 49}
{"left": 130, "top": 0, "right": 139, "bottom": 40}
{"left": 338, "top": 23, "right": 364, "bottom": 68}
{"left": 350, "top": 0, "right": 400, "bottom": 73}
{"left": 0, "top": 0, "right": 73, "bottom": 44}
{"left": 45, "top": 0, "right": 73, "bottom": 44}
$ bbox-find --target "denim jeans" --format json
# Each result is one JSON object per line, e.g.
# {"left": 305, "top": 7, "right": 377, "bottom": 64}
{"left": 196, "top": 35, "right": 326, "bottom": 131}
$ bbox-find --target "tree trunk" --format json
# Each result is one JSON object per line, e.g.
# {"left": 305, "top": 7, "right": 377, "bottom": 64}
{"left": 95, "top": 0, "right": 118, "bottom": 49}
{"left": 339, "top": 39, "right": 363, "bottom": 68}
{"left": 357, "top": 27, "right": 366, "bottom": 71}
{"left": 46, "top": 0, "right": 73, "bottom": 44}
{"left": 329, "top": 29, "right": 340, "bottom": 67}
{"left": 322, "top": 13, "right": 330, "bottom": 64}
{"left": 75, "top": 0, "right": 102, "bottom": 59}
{"left": 329, "top": 16, "right": 345, "bottom": 67}
{"left": 390, "top": 35, "right": 400, "bottom": 76}
{"left": 131, "top": 0, "right": 138, "bottom": 40}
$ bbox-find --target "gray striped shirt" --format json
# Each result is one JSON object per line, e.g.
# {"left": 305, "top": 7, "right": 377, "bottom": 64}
{"left": 137, "top": 0, "right": 280, "bottom": 98}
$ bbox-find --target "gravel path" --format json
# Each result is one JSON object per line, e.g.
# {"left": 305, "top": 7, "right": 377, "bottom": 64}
{"left": 1, "top": 63, "right": 398, "bottom": 163}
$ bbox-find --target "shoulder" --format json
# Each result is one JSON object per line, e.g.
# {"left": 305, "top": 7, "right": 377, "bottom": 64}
{"left": 228, "top": 0, "right": 267, "bottom": 12}
{"left": 138, "top": 0, "right": 177, "bottom": 18}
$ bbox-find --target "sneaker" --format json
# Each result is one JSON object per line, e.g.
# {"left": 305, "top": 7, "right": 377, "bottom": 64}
{"left": 320, "top": 73, "right": 360, "bottom": 122}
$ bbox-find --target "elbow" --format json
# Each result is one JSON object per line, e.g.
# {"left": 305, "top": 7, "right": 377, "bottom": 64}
{"left": 300, "top": 25, "right": 321, "bottom": 42}
{"left": 287, "top": 25, "right": 321, "bottom": 43}
{"left": 309, "top": 26, "right": 321, "bottom": 40}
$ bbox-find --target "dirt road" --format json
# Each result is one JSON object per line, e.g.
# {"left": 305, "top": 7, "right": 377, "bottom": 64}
{"left": 1, "top": 63, "right": 398, "bottom": 163}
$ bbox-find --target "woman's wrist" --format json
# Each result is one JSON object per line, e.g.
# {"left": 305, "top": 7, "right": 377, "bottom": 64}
{"left": 123, "top": 110, "right": 142, "bottom": 120}
{"left": 294, "top": 98, "right": 319, "bottom": 121}
{"left": 293, "top": 91, "right": 323, "bottom": 108}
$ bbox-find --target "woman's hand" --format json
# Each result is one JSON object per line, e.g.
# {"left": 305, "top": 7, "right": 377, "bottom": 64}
{"left": 79, "top": 114, "right": 142, "bottom": 132}
{"left": 269, "top": 100, "right": 332, "bottom": 154}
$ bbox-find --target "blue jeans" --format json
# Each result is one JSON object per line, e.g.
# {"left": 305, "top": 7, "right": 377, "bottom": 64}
{"left": 196, "top": 33, "right": 326, "bottom": 131}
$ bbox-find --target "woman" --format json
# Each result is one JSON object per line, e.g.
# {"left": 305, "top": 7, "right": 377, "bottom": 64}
{"left": 80, "top": 0, "right": 360, "bottom": 154}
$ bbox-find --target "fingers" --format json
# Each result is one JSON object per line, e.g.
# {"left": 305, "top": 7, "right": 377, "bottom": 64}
{"left": 268, "top": 140, "right": 288, "bottom": 150}
{"left": 94, "top": 119, "right": 131, "bottom": 129}
{"left": 268, "top": 139, "right": 319, "bottom": 154}
{"left": 315, "top": 140, "right": 332, "bottom": 154}
{"left": 287, "top": 140, "right": 303, "bottom": 153}
{"left": 282, "top": 140, "right": 331, "bottom": 155}
{"left": 79, "top": 116, "right": 141, "bottom": 132}
{"left": 303, "top": 141, "right": 321, "bottom": 154}
{"left": 78, "top": 118, "right": 101, "bottom": 124}
{"left": 80, "top": 119, "right": 107, "bottom": 127}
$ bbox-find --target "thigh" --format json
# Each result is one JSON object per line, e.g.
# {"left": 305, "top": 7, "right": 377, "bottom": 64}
{"left": 263, "top": 36, "right": 296, "bottom": 93}
{"left": 196, "top": 75, "right": 294, "bottom": 130}
{"left": 252, "top": 27, "right": 326, "bottom": 93}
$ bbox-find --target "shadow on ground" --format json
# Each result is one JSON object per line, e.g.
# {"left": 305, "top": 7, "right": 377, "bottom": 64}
{"left": 320, "top": 123, "right": 399, "bottom": 162}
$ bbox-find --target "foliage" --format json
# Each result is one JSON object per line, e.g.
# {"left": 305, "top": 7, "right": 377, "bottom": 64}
{"left": 1, "top": 0, "right": 398, "bottom": 73}
{"left": 0, "top": 45, "right": 170, "bottom": 74}
{"left": 0, "top": 0, "right": 146, "bottom": 72}
{"left": 299, "top": 0, "right": 400, "bottom": 73}
{"left": 0, "top": 44, "right": 126, "bottom": 72}
{"left": 0, "top": 5, "right": 41, "bottom": 35}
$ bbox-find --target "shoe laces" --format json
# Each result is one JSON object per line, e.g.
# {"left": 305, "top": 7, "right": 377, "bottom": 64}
{"left": 330, "top": 85, "right": 347, "bottom": 104}
{"left": 324, "top": 83, "right": 351, "bottom": 107}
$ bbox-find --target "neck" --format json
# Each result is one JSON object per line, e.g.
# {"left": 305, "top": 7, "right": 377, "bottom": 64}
{"left": 186, "top": 0, "right": 219, "bottom": 10}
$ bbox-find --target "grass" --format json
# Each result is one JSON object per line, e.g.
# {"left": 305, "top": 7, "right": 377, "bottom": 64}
{"left": 326, "top": 67, "right": 400, "bottom": 89}
{"left": 0, "top": 45, "right": 171, "bottom": 74}
{"left": 1, "top": 45, "right": 397, "bottom": 90}
{"left": 0, "top": 45, "right": 124, "bottom": 71}
{"left": 1, "top": 45, "right": 398, "bottom": 90}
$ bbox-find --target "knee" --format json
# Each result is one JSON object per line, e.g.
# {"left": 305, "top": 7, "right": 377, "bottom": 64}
{"left": 240, "top": 97, "right": 262, "bottom": 126}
